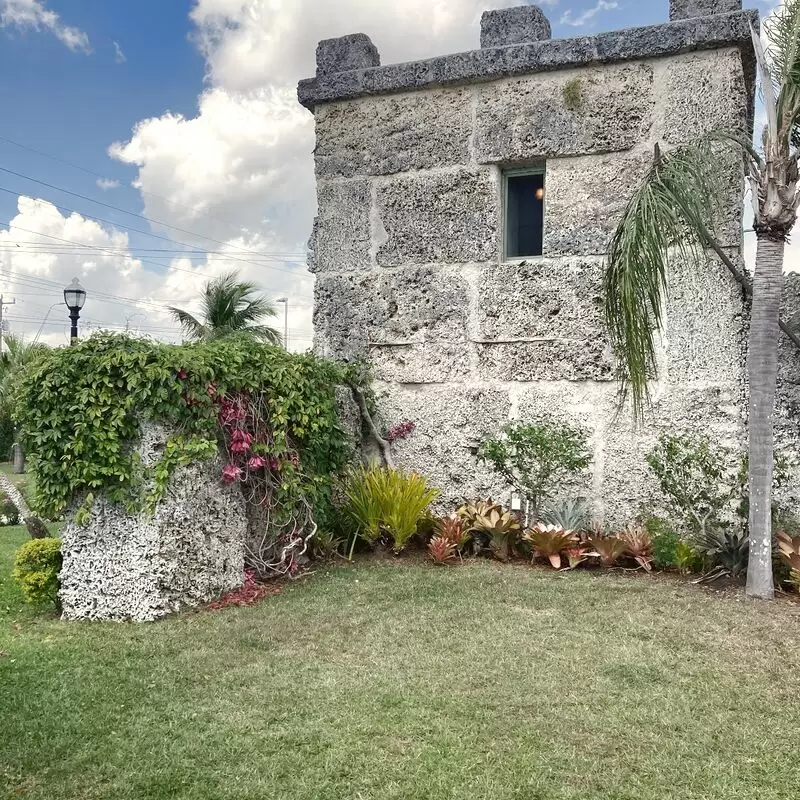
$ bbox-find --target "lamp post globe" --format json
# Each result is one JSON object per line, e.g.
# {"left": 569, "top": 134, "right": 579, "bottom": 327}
{"left": 63, "top": 278, "right": 86, "bottom": 343}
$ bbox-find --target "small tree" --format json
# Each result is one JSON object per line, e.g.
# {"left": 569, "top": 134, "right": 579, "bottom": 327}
{"left": 646, "top": 434, "right": 737, "bottom": 540}
{"left": 477, "top": 421, "right": 591, "bottom": 522}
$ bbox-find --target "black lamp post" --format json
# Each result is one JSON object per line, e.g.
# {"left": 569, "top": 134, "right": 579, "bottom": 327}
{"left": 63, "top": 278, "right": 86, "bottom": 342}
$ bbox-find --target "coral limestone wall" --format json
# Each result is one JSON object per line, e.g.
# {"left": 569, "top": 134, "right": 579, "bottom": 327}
{"left": 59, "top": 425, "right": 247, "bottom": 622}
{"left": 302, "top": 3, "right": 756, "bottom": 522}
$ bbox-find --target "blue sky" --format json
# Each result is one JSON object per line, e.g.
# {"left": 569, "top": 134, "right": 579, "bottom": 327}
{"left": 0, "top": 1, "right": 774, "bottom": 343}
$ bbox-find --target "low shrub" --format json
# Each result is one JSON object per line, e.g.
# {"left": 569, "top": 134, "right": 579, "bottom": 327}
{"left": 647, "top": 518, "right": 680, "bottom": 570}
{"left": 344, "top": 467, "right": 439, "bottom": 553}
{"left": 542, "top": 497, "right": 589, "bottom": 532}
{"left": 13, "top": 537, "right": 62, "bottom": 609}
{"left": 477, "top": 421, "right": 591, "bottom": 522}
{"left": 0, "top": 494, "right": 20, "bottom": 526}
{"left": 675, "top": 541, "right": 703, "bottom": 574}
{"left": 695, "top": 528, "right": 749, "bottom": 579}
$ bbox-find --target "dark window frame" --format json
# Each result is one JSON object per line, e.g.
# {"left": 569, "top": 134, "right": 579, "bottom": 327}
{"left": 502, "top": 166, "right": 546, "bottom": 261}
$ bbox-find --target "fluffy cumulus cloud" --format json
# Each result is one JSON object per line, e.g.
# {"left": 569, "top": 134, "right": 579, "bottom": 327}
{"left": 0, "top": 0, "right": 90, "bottom": 52}
{"left": 0, "top": 196, "right": 316, "bottom": 346}
{"left": 108, "top": 0, "right": 542, "bottom": 348}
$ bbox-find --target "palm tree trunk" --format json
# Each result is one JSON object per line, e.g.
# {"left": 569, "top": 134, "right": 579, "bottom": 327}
{"left": 746, "top": 234, "right": 784, "bottom": 600}
{"left": 0, "top": 472, "right": 48, "bottom": 538}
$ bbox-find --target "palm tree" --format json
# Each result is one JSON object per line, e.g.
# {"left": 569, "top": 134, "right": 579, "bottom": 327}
{"left": 603, "top": 6, "right": 800, "bottom": 600}
{"left": 168, "top": 271, "right": 281, "bottom": 344}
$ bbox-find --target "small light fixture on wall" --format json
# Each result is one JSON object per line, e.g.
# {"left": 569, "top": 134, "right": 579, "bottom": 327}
{"left": 510, "top": 493, "right": 523, "bottom": 512}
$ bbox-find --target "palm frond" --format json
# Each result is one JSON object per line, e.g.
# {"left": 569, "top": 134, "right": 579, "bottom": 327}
{"left": 168, "top": 307, "right": 208, "bottom": 341}
{"left": 764, "top": 1, "right": 800, "bottom": 149}
{"left": 603, "top": 139, "right": 724, "bottom": 418}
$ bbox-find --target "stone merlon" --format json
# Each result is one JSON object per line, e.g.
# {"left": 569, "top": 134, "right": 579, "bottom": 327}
{"left": 297, "top": 9, "right": 758, "bottom": 110}
{"left": 480, "top": 5, "right": 552, "bottom": 49}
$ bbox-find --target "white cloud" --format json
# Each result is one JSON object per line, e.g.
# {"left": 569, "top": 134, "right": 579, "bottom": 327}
{"left": 109, "top": 0, "right": 535, "bottom": 347}
{"left": 560, "top": 0, "right": 618, "bottom": 27}
{"left": 0, "top": 196, "right": 314, "bottom": 347}
{"left": 95, "top": 178, "right": 120, "bottom": 191}
{"left": 114, "top": 40, "right": 126, "bottom": 64}
{"left": 0, "top": 0, "right": 90, "bottom": 52}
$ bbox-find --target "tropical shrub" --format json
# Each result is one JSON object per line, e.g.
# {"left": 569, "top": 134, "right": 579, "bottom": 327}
{"left": 646, "top": 518, "right": 680, "bottom": 570}
{"left": 13, "top": 537, "right": 62, "bottom": 609}
{"left": 343, "top": 466, "right": 439, "bottom": 553}
{"left": 477, "top": 421, "right": 590, "bottom": 522}
{"left": 13, "top": 333, "right": 354, "bottom": 577}
{"left": 311, "top": 529, "right": 343, "bottom": 561}
{"left": 428, "top": 536, "right": 458, "bottom": 565}
{"left": 587, "top": 535, "right": 627, "bottom": 567}
{"left": 675, "top": 541, "right": 703, "bottom": 575}
{"left": 646, "top": 434, "right": 737, "bottom": 539}
{"left": 523, "top": 523, "right": 579, "bottom": 569}
{"left": 565, "top": 545, "right": 592, "bottom": 570}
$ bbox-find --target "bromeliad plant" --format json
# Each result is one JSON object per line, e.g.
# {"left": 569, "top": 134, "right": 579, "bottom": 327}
{"left": 523, "top": 523, "right": 579, "bottom": 569}
{"left": 466, "top": 503, "right": 521, "bottom": 562}
{"left": 620, "top": 525, "right": 654, "bottom": 572}
{"left": 428, "top": 536, "right": 458, "bottom": 565}
{"left": 587, "top": 534, "right": 628, "bottom": 567}
{"left": 344, "top": 466, "right": 439, "bottom": 553}
{"left": 777, "top": 530, "right": 800, "bottom": 590}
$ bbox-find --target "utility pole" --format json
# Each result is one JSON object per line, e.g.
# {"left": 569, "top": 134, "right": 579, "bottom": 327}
{"left": 0, "top": 295, "right": 16, "bottom": 354}
{"left": 276, "top": 297, "right": 288, "bottom": 350}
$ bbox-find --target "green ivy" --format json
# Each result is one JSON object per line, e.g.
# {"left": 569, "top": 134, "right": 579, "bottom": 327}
{"left": 12, "top": 332, "right": 353, "bottom": 520}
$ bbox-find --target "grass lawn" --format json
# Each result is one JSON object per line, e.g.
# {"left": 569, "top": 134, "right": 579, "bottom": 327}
{"left": 0, "top": 462, "right": 29, "bottom": 488}
{"left": 1, "top": 525, "right": 800, "bottom": 799}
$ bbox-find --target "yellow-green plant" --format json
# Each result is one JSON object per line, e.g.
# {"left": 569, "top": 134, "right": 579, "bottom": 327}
{"left": 471, "top": 505, "right": 521, "bottom": 562}
{"left": 13, "top": 537, "right": 62, "bottom": 610}
{"left": 344, "top": 467, "right": 439, "bottom": 552}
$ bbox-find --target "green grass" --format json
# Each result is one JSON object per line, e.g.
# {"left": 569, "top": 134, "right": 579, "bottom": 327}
{"left": 1, "top": 525, "right": 799, "bottom": 799}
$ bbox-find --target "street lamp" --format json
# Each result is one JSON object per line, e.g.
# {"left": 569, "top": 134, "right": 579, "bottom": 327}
{"left": 276, "top": 297, "right": 288, "bottom": 350}
{"left": 63, "top": 278, "right": 86, "bottom": 343}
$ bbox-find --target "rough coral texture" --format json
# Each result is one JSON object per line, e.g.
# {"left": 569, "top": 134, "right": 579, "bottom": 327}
{"left": 480, "top": 6, "right": 552, "bottom": 49}
{"left": 304, "top": 9, "right": 756, "bottom": 524}
{"left": 670, "top": 0, "right": 741, "bottom": 21}
{"left": 316, "top": 34, "right": 380, "bottom": 76}
{"left": 59, "top": 424, "right": 247, "bottom": 622}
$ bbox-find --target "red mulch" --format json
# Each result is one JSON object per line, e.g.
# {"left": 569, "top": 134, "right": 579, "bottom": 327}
{"left": 205, "top": 569, "right": 282, "bottom": 610}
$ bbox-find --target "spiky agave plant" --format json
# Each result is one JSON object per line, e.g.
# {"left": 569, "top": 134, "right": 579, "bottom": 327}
{"left": 602, "top": 4, "right": 800, "bottom": 600}
{"left": 523, "top": 523, "right": 579, "bottom": 569}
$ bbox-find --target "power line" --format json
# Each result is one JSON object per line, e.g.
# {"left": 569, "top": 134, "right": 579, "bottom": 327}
{"left": 0, "top": 221, "right": 315, "bottom": 295}
{"left": 0, "top": 183, "right": 310, "bottom": 274}
{"left": 0, "top": 163, "right": 307, "bottom": 262}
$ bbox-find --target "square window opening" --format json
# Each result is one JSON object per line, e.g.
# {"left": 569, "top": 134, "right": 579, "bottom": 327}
{"left": 504, "top": 168, "right": 545, "bottom": 260}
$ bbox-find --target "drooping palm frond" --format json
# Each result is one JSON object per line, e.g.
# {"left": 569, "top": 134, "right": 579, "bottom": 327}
{"left": 167, "top": 307, "right": 209, "bottom": 341}
{"left": 168, "top": 271, "right": 281, "bottom": 344}
{"left": 603, "top": 139, "right": 724, "bottom": 418}
{"left": 0, "top": 335, "right": 49, "bottom": 408}
{"left": 764, "top": 1, "right": 800, "bottom": 147}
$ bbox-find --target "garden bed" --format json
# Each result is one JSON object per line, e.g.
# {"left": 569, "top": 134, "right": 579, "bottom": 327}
{"left": 2, "top": 525, "right": 799, "bottom": 800}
